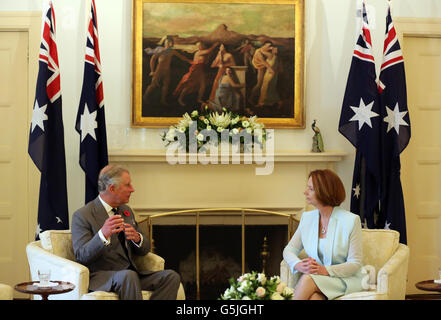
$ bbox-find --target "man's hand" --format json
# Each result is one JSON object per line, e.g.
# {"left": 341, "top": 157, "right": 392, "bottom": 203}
{"left": 101, "top": 214, "right": 124, "bottom": 239}
{"left": 123, "top": 223, "right": 141, "bottom": 243}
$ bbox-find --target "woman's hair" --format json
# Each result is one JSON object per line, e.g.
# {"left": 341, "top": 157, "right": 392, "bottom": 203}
{"left": 98, "top": 164, "right": 129, "bottom": 193}
{"left": 309, "top": 169, "right": 346, "bottom": 206}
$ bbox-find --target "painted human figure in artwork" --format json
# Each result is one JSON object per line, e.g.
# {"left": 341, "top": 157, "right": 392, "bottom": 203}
{"left": 250, "top": 41, "right": 274, "bottom": 105}
{"left": 173, "top": 41, "right": 220, "bottom": 106}
{"left": 209, "top": 67, "right": 244, "bottom": 112}
{"left": 143, "top": 37, "right": 192, "bottom": 105}
{"left": 208, "top": 43, "right": 236, "bottom": 103}
{"left": 257, "top": 46, "right": 280, "bottom": 107}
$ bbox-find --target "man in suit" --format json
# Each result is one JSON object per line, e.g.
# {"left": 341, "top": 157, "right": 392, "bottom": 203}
{"left": 71, "top": 164, "right": 181, "bottom": 300}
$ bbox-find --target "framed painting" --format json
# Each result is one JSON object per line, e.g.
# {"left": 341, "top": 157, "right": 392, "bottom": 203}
{"left": 132, "top": 0, "right": 304, "bottom": 128}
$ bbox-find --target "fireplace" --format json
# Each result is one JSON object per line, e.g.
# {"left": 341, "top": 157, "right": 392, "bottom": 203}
{"left": 110, "top": 150, "right": 347, "bottom": 298}
{"left": 140, "top": 208, "right": 297, "bottom": 300}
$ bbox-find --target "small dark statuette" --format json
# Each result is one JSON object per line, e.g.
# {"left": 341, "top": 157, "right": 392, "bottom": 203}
{"left": 311, "top": 119, "right": 324, "bottom": 153}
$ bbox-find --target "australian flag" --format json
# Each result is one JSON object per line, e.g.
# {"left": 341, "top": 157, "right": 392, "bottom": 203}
{"left": 377, "top": 4, "right": 411, "bottom": 244}
{"left": 28, "top": 1, "right": 69, "bottom": 239}
{"left": 75, "top": 0, "right": 108, "bottom": 204}
{"left": 339, "top": 2, "right": 410, "bottom": 244}
{"left": 339, "top": 2, "right": 382, "bottom": 233}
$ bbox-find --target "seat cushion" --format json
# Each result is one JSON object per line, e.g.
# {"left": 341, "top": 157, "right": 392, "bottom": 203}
{"left": 81, "top": 290, "right": 153, "bottom": 300}
{"left": 40, "top": 230, "right": 75, "bottom": 261}
{"left": 336, "top": 290, "right": 387, "bottom": 300}
{"left": 361, "top": 229, "right": 399, "bottom": 272}
{"left": 81, "top": 283, "right": 186, "bottom": 300}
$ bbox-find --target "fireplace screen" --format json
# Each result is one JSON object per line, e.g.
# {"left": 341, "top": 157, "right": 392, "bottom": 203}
{"left": 140, "top": 208, "right": 298, "bottom": 299}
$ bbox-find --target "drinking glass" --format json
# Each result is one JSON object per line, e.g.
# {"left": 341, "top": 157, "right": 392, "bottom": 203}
{"left": 37, "top": 269, "right": 51, "bottom": 286}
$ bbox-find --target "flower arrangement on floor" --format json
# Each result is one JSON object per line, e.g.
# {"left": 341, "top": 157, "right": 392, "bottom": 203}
{"left": 161, "top": 107, "right": 267, "bottom": 152}
{"left": 219, "top": 271, "right": 293, "bottom": 300}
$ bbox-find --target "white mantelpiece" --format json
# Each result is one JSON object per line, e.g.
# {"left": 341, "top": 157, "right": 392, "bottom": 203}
{"left": 109, "top": 150, "right": 347, "bottom": 222}
{"left": 109, "top": 149, "right": 347, "bottom": 163}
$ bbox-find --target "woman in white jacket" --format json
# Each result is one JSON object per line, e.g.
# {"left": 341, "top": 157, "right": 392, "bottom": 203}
{"left": 283, "top": 169, "right": 364, "bottom": 300}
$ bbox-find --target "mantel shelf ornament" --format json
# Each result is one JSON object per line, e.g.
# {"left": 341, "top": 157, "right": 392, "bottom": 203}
{"left": 311, "top": 119, "right": 324, "bottom": 153}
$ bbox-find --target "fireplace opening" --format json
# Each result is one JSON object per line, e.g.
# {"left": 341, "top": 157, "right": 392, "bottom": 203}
{"left": 151, "top": 225, "right": 288, "bottom": 300}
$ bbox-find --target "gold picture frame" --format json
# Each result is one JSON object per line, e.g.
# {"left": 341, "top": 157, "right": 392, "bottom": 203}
{"left": 132, "top": 0, "right": 304, "bottom": 128}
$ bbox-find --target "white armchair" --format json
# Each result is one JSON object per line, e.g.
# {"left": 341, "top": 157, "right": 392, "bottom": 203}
{"left": 280, "top": 229, "right": 409, "bottom": 300}
{"left": 26, "top": 230, "right": 185, "bottom": 300}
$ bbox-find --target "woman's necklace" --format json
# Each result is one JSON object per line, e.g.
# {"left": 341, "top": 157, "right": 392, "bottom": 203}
{"left": 319, "top": 208, "right": 332, "bottom": 236}
{"left": 320, "top": 217, "right": 329, "bottom": 234}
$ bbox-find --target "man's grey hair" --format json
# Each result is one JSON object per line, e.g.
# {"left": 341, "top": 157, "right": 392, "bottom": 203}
{"left": 98, "top": 165, "right": 129, "bottom": 193}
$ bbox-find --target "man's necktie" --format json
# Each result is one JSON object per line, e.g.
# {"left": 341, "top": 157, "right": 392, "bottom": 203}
{"left": 111, "top": 208, "right": 137, "bottom": 271}
{"left": 112, "top": 208, "right": 130, "bottom": 259}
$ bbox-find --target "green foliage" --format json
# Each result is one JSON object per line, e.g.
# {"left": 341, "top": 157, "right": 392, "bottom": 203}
{"left": 219, "top": 271, "right": 293, "bottom": 300}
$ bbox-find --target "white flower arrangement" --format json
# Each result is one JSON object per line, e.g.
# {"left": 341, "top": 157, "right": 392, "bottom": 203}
{"left": 219, "top": 271, "right": 293, "bottom": 300}
{"left": 161, "top": 107, "right": 267, "bottom": 152}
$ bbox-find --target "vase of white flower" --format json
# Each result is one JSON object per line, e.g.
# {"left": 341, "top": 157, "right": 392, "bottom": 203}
{"left": 219, "top": 271, "right": 293, "bottom": 300}
{"left": 161, "top": 107, "right": 267, "bottom": 153}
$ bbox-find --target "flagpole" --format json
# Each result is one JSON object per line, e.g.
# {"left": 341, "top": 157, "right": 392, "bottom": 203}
{"left": 85, "top": 0, "right": 92, "bottom": 30}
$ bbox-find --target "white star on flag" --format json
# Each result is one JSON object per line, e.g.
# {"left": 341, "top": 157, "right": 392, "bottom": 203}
{"left": 350, "top": 98, "right": 379, "bottom": 130}
{"left": 383, "top": 102, "right": 409, "bottom": 134}
{"left": 31, "top": 100, "right": 48, "bottom": 132}
{"left": 35, "top": 223, "right": 42, "bottom": 238}
{"left": 80, "top": 103, "right": 98, "bottom": 142}
{"left": 384, "top": 221, "right": 391, "bottom": 230}
{"left": 353, "top": 184, "right": 361, "bottom": 199}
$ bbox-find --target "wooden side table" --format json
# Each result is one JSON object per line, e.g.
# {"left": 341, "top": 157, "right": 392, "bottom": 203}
{"left": 415, "top": 280, "right": 441, "bottom": 299}
{"left": 15, "top": 281, "right": 75, "bottom": 300}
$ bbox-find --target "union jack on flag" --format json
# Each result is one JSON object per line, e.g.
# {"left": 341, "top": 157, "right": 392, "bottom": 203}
{"left": 28, "top": 0, "right": 69, "bottom": 239}
{"left": 353, "top": 10, "right": 374, "bottom": 64}
{"left": 378, "top": 10, "right": 403, "bottom": 92}
{"left": 75, "top": 0, "right": 108, "bottom": 204}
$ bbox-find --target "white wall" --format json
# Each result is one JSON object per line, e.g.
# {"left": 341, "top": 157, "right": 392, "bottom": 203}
{"left": 1, "top": 0, "right": 440, "bottom": 220}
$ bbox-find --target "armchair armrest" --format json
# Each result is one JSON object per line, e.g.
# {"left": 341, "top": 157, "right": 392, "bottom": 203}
{"left": 133, "top": 252, "right": 165, "bottom": 272}
{"left": 0, "top": 283, "right": 13, "bottom": 300}
{"left": 281, "top": 249, "right": 307, "bottom": 289}
{"left": 26, "top": 241, "right": 90, "bottom": 300}
{"left": 280, "top": 260, "right": 291, "bottom": 286}
{"left": 376, "top": 244, "right": 409, "bottom": 299}
{"left": 280, "top": 259, "right": 301, "bottom": 289}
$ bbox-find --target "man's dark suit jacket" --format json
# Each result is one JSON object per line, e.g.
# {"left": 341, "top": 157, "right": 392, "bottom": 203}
{"left": 71, "top": 197, "right": 151, "bottom": 292}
